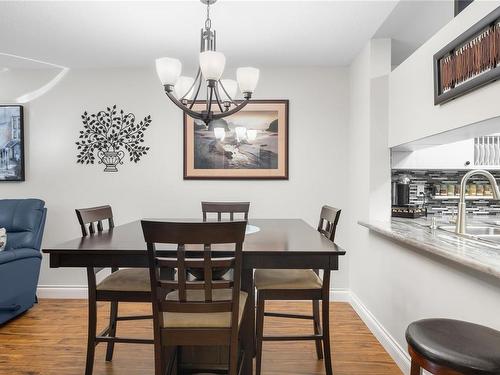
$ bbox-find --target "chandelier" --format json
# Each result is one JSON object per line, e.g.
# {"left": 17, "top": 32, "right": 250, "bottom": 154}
{"left": 155, "top": 0, "right": 260, "bottom": 125}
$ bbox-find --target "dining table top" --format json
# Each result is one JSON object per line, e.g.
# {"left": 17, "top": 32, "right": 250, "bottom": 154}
{"left": 43, "top": 218, "right": 346, "bottom": 256}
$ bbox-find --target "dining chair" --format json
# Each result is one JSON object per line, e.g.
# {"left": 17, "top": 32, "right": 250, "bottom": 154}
{"left": 201, "top": 201, "right": 250, "bottom": 221}
{"left": 141, "top": 220, "right": 248, "bottom": 375}
{"left": 75, "top": 205, "right": 153, "bottom": 375}
{"left": 199, "top": 201, "right": 250, "bottom": 281}
{"left": 254, "top": 205, "right": 341, "bottom": 375}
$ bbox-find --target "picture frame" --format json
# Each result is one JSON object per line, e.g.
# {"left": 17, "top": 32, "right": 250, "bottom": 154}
{"left": 183, "top": 99, "right": 289, "bottom": 180}
{"left": 0, "top": 105, "right": 25, "bottom": 181}
{"left": 433, "top": 6, "right": 500, "bottom": 105}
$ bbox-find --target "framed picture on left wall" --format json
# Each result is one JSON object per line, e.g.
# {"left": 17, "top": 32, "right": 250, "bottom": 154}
{"left": 0, "top": 105, "right": 24, "bottom": 181}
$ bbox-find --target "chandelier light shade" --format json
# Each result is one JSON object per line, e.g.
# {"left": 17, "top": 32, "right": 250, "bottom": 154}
{"left": 155, "top": 0, "right": 259, "bottom": 125}
{"left": 237, "top": 67, "right": 260, "bottom": 94}
{"left": 199, "top": 51, "right": 226, "bottom": 81}
{"left": 155, "top": 57, "right": 182, "bottom": 86}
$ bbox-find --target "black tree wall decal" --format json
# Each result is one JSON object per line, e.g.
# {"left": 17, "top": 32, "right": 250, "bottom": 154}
{"left": 76, "top": 105, "right": 152, "bottom": 172}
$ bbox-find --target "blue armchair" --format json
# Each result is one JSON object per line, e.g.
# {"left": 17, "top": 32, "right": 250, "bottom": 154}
{"left": 0, "top": 199, "right": 47, "bottom": 324}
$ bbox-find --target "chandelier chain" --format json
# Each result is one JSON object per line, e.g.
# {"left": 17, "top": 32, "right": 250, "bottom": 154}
{"left": 205, "top": 2, "right": 211, "bottom": 30}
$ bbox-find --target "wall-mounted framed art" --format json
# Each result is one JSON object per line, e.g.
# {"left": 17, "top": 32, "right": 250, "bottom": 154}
{"left": 184, "top": 99, "right": 289, "bottom": 180}
{"left": 0, "top": 105, "right": 24, "bottom": 181}
{"left": 434, "top": 6, "right": 500, "bottom": 105}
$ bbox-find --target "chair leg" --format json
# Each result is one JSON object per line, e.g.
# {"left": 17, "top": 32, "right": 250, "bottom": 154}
{"left": 85, "top": 296, "right": 97, "bottom": 375}
{"left": 228, "top": 339, "right": 239, "bottom": 375}
{"left": 255, "top": 294, "right": 265, "bottom": 375}
{"left": 312, "top": 300, "right": 323, "bottom": 360}
{"left": 165, "top": 346, "right": 177, "bottom": 375}
{"left": 321, "top": 300, "right": 333, "bottom": 375}
{"left": 160, "top": 346, "right": 169, "bottom": 375}
{"left": 153, "top": 341, "right": 164, "bottom": 375}
{"left": 410, "top": 359, "right": 421, "bottom": 375}
{"left": 105, "top": 300, "right": 119, "bottom": 361}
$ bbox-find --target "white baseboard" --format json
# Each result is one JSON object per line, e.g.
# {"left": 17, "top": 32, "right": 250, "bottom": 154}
{"left": 37, "top": 285, "right": 88, "bottom": 299}
{"left": 349, "top": 292, "right": 410, "bottom": 374}
{"left": 37, "top": 285, "right": 410, "bottom": 374}
{"left": 329, "top": 288, "right": 351, "bottom": 302}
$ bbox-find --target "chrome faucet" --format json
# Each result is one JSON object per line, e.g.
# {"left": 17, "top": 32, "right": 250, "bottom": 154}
{"left": 456, "top": 169, "right": 500, "bottom": 234}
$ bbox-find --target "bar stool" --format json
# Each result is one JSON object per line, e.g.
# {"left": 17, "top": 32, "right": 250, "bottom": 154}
{"left": 406, "top": 318, "right": 500, "bottom": 375}
{"left": 201, "top": 201, "right": 250, "bottom": 221}
{"left": 76, "top": 205, "right": 153, "bottom": 375}
{"left": 254, "top": 205, "right": 341, "bottom": 375}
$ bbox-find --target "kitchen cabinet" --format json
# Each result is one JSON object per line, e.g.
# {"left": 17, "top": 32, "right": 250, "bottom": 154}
{"left": 392, "top": 139, "right": 474, "bottom": 170}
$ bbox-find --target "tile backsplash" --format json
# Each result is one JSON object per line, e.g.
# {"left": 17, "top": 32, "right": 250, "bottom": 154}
{"left": 392, "top": 170, "right": 500, "bottom": 216}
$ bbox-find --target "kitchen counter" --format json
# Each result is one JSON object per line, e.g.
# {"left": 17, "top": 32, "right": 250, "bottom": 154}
{"left": 358, "top": 216, "right": 500, "bottom": 279}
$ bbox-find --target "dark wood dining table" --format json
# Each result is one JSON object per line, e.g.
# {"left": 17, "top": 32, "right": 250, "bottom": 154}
{"left": 43, "top": 218, "right": 346, "bottom": 375}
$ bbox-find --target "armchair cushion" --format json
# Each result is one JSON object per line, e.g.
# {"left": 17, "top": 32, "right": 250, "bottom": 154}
{"left": 0, "top": 248, "right": 41, "bottom": 266}
{"left": 0, "top": 199, "right": 46, "bottom": 250}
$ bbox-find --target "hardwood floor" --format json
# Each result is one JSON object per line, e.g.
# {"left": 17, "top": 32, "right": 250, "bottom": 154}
{"left": 0, "top": 299, "right": 401, "bottom": 375}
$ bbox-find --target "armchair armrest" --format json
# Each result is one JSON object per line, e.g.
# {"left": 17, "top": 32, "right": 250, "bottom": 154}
{"left": 0, "top": 248, "right": 41, "bottom": 265}
{"left": 0, "top": 304, "right": 21, "bottom": 312}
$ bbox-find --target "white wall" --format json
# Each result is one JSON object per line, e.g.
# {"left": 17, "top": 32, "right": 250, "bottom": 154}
{"left": 0, "top": 66, "right": 350, "bottom": 289}
{"left": 350, "top": 37, "right": 500, "bottom": 374}
{"left": 347, "top": 39, "right": 392, "bottom": 257}
{"left": 389, "top": 0, "right": 500, "bottom": 147}
{"left": 347, "top": 37, "right": 392, "bottom": 286}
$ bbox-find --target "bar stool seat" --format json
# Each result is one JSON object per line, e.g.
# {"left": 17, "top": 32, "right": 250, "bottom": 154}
{"left": 255, "top": 269, "right": 322, "bottom": 290}
{"left": 162, "top": 289, "right": 248, "bottom": 328}
{"left": 97, "top": 268, "right": 150, "bottom": 292}
{"left": 406, "top": 319, "right": 500, "bottom": 375}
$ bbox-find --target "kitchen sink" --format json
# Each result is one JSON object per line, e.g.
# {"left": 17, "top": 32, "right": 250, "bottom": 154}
{"left": 439, "top": 225, "right": 500, "bottom": 236}
{"left": 438, "top": 225, "right": 500, "bottom": 244}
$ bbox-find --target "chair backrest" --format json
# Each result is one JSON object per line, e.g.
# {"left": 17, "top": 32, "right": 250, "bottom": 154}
{"left": 141, "top": 220, "right": 246, "bottom": 326}
{"left": 317, "top": 205, "right": 341, "bottom": 242}
{"left": 201, "top": 201, "right": 250, "bottom": 221}
{"left": 75, "top": 205, "right": 114, "bottom": 237}
{"left": 0, "top": 199, "right": 47, "bottom": 250}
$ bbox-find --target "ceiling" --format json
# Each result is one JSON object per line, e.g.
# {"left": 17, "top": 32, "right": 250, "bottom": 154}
{"left": 0, "top": 0, "right": 456, "bottom": 70}
{"left": 0, "top": 53, "right": 65, "bottom": 69}
{"left": 0, "top": 0, "right": 399, "bottom": 69}
{"left": 375, "top": 0, "right": 454, "bottom": 66}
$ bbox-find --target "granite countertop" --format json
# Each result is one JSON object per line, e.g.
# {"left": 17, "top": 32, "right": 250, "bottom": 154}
{"left": 358, "top": 216, "right": 500, "bottom": 279}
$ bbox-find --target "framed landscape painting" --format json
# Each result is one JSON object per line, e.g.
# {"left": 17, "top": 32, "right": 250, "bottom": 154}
{"left": 0, "top": 105, "right": 24, "bottom": 181}
{"left": 184, "top": 100, "right": 288, "bottom": 180}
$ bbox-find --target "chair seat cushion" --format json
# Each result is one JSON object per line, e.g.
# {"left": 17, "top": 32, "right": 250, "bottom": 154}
{"left": 254, "top": 269, "right": 322, "bottom": 290}
{"left": 162, "top": 289, "right": 248, "bottom": 328}
{"left": 96, "top": 268, "right": 150, "bottom": 292}
{"left": 406, "top": 319, "right": 500, "bottom": 374}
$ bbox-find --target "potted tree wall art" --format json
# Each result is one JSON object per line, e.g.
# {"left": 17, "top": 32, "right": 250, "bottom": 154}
{"left": 76, "top": 105, "right": 152, "bottom": 172}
